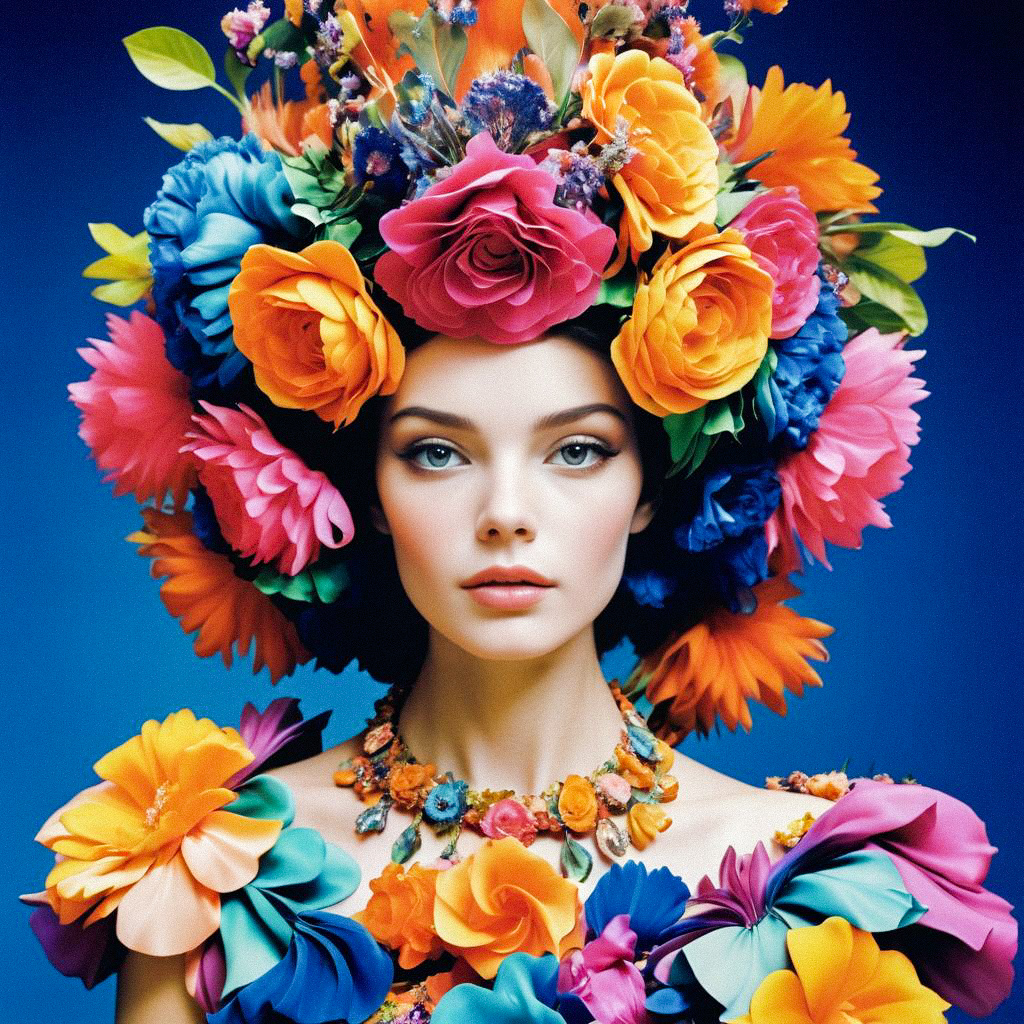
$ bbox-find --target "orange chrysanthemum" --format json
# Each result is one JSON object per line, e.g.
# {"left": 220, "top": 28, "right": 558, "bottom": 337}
{"left": 629, "top": 575, "right": 833, "bottom": 740}
{"left": 229, "top": 240, "right": 405, "bottom": 429}
{"left": 355, "top": 862, "right": 445, "bottom": 969}
{"left": 730, "top": 65, "right": 881, "bottom": 214}
{"left": 434, "top": 837, "right": 585, "bottom": 978}
{"left": 128, "top": 507, "right": 311, "bottom": 682}
{"left": 680, "top": 17, "right": 722, "bottom": 111}
{"left": 243, "top": 81, "right": 332, "bottom": 157}
{"left": 732, "top": 917, "right": 951, "bottom": 1024}
{"left": 583, "top": 50, "right": 719, "bottom": 272}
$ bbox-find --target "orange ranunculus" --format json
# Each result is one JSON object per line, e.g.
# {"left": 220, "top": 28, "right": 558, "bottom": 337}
{"left": 557, "top": 775, "right": 598, "bottom": 833}
{"left": 128, "top": 508, "right": 311, "bottom": 682}
{"left": 630, "top": 575, "right": 833, "bottom": 740}
{"left": 355, "top": 862, "right": 445, "bottom": 969}
{"left": 610, "top": 225, "right": 773, "bottom": 417}
{"left": 730, "top": 65, "right": 881, "bottom": 214}
{"left": 39, "top": 710, "right": 281, "bottom": 957}
{"left": 627, "top": 802, "right": 671, "bottom": 850}
{"left": 243, "top": 81, "right": 332, "bottom": 157}
{"left": 228, "top": 240, "right": 405, "bottom": 429}
{"left": 738, "top": 0, "right": 789, "bottom": 13}
{"left": 732, "top": 917, "right": 950, "bottom": 1023}
{"left": 582, "top": 50, "right": 719, "bottom": 273}
{"left": 615, "top": 746, "right": 655, "bottom": 790}
{"left": 388, "top": 762, "right": 438, "bottom": 809}
{"left": 433, "top": 837, "right": 584, "bottom": 978}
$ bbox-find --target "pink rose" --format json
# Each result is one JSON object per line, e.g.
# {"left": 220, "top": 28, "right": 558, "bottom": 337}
{"left": 374, "top": 132, "right": 617, "bottom": 345}
{"left": 730, "top": 186, "right": 820, "bottom": 339}
{"left": 480, "top": 798, "right": 538, "bottom": 847}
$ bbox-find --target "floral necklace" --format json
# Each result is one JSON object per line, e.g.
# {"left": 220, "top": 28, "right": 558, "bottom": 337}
{"left": 333, "top": 679, "right": 679, "bottom": 882}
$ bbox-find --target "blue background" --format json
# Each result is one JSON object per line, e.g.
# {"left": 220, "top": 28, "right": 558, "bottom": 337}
{"left": 3, "top": 1, "right": 1020, "bottom": 1020}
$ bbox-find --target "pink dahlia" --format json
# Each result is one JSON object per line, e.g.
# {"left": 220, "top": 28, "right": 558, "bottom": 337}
{"left": 182, "top": 402, "right": 354, "bottom": 576}
{"left": 373, "top": 132, "right": 617, "bottom": 345}
{"left": 730, "top": 186, "right": 820, "bottom": 339}
{"left": 765, "top": 328, "right": 928, "bottom": 571}
{"left": 68, "top": 311, "right": 198, "bottom": 507}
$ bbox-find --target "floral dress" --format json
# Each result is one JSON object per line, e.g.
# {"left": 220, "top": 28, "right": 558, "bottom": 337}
{"left": 24, "top": 699, "right": 1017, "bottom": 1023}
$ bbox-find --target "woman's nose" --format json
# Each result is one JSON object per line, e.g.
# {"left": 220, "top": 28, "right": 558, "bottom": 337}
{"left": 475, "top": 459, "right": 537, "bottom": 543}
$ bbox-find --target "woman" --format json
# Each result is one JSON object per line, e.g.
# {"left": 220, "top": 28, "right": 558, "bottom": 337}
{"left": 25, "top": 1, "right": 1016, "bottom": 1022}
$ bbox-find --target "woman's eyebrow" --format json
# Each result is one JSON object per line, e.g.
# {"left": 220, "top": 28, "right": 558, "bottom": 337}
{"left": 388, "top": 403, "right": 629, "bottom": 430}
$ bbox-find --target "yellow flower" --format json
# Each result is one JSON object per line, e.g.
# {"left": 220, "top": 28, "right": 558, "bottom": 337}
{"left": 82, "top": 222, "right": 152, "bottom": 306}
{"left": 228, "top": 240, "right": 405, "bottom": 428}
{"left": 731, "top": 917, "right": 950, "bottom": 1023}
{"left": 558, "top": 775, "right": 599, "bottom": 833}
{"left": 627, "top": 803, "right": 672, "bottom": 850}
{"left": 730, "top": 66, "right": 881, "bottom": 214}
{"left": 610, "top": 225, "right": 773, "bottom": 417}
{"left": 39, "top": 710, "right": 281, "bottom": 957}
{"left": 582, "top": 50, "right": 719, "bottom": 273}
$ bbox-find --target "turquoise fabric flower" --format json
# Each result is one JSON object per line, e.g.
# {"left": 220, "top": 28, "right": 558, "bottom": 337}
{"left": 432, "top": 953, "right": 564, "bottom": 1024}
{"left": 423, "top": 775, "right": 468, "bottom": 825}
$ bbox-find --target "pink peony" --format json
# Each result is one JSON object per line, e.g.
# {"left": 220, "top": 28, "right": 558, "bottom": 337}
{"left": 182, "top": 402, "right": 354, "bottom": 576}
{"left": 765, "top": 328, "right": 927, "bottom": 571}
{"left": 480, "top": 798, "right": 538, "bottom": 847}
{"left": 557, "top": 914, "right": 651, "bottom": 1024}
{"left": 68, "top": 311, "right": 198, "bottom": 507}
{"left": 730, "top": 186, "right": 820, "bottom": 339}
{"left": 374, "top": 132, "right": 617, "bottom": 345}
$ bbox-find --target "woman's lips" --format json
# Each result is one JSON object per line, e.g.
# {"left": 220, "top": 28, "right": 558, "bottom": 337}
{"left": 465, "top": 583, "right": 552, "bottom": 610}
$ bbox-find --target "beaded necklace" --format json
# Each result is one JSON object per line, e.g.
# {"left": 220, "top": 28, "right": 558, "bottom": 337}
{"left": 333, "top": 679, "right": 679, "bottom": 882}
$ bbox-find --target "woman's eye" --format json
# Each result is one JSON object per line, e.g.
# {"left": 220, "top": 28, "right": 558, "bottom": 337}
{"left": 550, "top": 441, "right": 617, "bottom": 469}
{"left": 402, "top": 442, "right": 466, "bottom": 470}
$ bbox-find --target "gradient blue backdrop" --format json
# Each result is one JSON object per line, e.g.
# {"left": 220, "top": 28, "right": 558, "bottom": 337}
{"left": 4, "top": 2, "right": 1020, "bottom": 1020}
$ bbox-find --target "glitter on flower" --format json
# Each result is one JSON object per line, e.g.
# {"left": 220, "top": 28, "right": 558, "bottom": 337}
{"left": 68, "top": 311, "right": 198, "bottom": 508}
{"left": 730, "top": 66, "right": 882, "bottom": 214}
{"left": 459, "top": 71, "right": 555, "bottom": 152}
{"left": 765, "top": 328, "right": 927, "bottom": 573}
{"left": 181, "top": 402, "right": 355, "bottom": 577}
{"left": 354, "top": 862, "right": 444, "bottom": 969}
{"left": 37, "top": 709, "right": 280, "bottom": 956}
{"left": 128, "top": 507, "right": 312, "bottom": 681}
{"left": 221, "top": 2, "right": 271, "bottom": 56}
{"left": 629, "top": 574, "right": 833, "bottom": 739}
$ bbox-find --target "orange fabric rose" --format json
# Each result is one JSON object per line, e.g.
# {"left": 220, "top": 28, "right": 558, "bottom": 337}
{"left": 228, "top": 240, "right": 405, "bottom": 428}
{"left": 557, "top": 775, "right": 599, "bottom": 833}
{"left": 355, "top": 862, "right": 444, "bottom": 969}
{"left": 434, "top": 837, "right": 584, "bottom": 978}
{"left": 610, "top": 225, "right": 773, "bottom": 417}
{"left": 582, "top": 50, "right": 719, "bottom": 273}
{"left": 389, "top": 762, "right": 438, "bottom": 809}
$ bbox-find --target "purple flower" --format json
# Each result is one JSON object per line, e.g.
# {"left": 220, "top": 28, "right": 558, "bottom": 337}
{"left": 459, "top": 72, "right": 555, "bottom": 152}
{"left": 227, "top": 697, "right": 332, "bottom": 787}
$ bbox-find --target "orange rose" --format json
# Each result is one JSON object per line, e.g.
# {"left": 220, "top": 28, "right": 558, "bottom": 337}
{"left": 610, "top": 225, "right": 773, "bottom": 417}
{"left": 557, "top": 775, "right": 598, "bottom": 833}
{"left": 627, "top": 802, "right": 672, "bottom": 850}
{"left": 434, "top": 837, "right": 584, "bottom": 978}
{"left": 355, "top": 862, "right": 444, "bottom": 969}
{"left": 228, "top": 240, "right": 405, "bottom": 428}
{"left": 582, "top": 50, "right": 719, "bottom": 273}
{"left": 389, "top": 762, "right": 438, "bottom": 809}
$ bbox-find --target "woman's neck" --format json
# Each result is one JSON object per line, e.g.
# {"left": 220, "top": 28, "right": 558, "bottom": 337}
{"left": 396, "top": 627, "right": 627, "bottom": 794}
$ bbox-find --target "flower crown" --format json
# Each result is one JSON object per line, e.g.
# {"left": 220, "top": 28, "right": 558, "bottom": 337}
{"left": 72, "top": 0, "right": 969, "bottom": 740}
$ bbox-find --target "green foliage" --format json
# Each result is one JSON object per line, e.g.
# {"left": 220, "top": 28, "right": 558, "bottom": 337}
{"left": 389, "top": 9, "right": 468, "bottom": 100}
{"left": 596, "top": 272, "right": 636, "bottom": 308}
{"left": 224, "top": 48, "right": 254, "bottom": 102}
{"left": 252, "top": 562, "right": 351, "bottom": 604}
{"left": 522, "top": 0, "right": 582, "bottom": 105}
{"left": 843, "top": 257, "right": 928, "bottom": 336}
{"left": 143, "top": 117, "right": 214, "bottom": 151}
{"left": 560, "top": 836, "right": 593, "bottom": 883}
{"left": 123, "top": 27, "right": 216, "bottom": 91}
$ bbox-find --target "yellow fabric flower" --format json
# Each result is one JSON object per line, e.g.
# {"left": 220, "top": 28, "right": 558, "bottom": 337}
{"left": 38, "top": 710, "right": 281, "bottom": 957}
{"left": 558, "top": 775, "right": 599, "bottom": 833}
{"left": 629, "top": 575, "right": 833, "bottom": 740}
{"left": 627, "top": 803, "right": 672, "bottom": 850}
{"left": 228, "top": 240, "right": 405, "bottom": 429}
{"left": 582, "top": 50, "right": 719, "bottom": 272}
{"left": 731, "top": 917, "right": 951, "bottom": 1023}
{"left": 730, "top": 65, "right": 881, "bottom": 214}
{"left": 610, "top": 225, "right": 773, "bottom": 417}
{"left": 433, "top": 837, "right": 584, "bottom": 979}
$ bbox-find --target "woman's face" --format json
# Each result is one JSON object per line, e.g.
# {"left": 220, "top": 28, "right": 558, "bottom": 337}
{"left": 374, "top": 333, "right": 654, "bottom": 662}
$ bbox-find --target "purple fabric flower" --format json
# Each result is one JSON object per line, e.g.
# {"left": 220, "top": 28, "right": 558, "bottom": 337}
{"left": 227, "top": 697, "right": 331, "bottom": 788}
{"left": 25, "top": 902, "right": 125, "bottom": 989}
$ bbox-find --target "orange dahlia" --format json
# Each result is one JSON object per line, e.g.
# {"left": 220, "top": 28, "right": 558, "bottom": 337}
{"left": 128, "top": 507, "right": 311, "bottom": 682}
{"left": 730, "top": 65, "right": 881, "bottom": 214}
{"left": 629, "top": 575, "right": 833, "bottom": 739}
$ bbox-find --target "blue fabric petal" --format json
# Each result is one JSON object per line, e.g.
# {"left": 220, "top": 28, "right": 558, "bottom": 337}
{"left": 432, "top": 953, "right": 564, "bottom": 1024}
{"left": 584, "top": 860, "right": 690, "bottom": 950}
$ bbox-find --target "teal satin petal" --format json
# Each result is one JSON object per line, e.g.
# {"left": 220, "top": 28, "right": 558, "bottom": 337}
{"left": 229, "top": 775, "right": 295, "bottom": 827}
{"left": 253, "top": 828, "right": 328, "bottom": 890}
{"left": 772, "top": 849, "right": 927, "bottom": 933}
{"left": 432, "top": 954, "right": 563, "bottom": 1024}
{"left": 267, "top": 835, "right": 361, "bottom": 915}
{"left": 220, "top": 887, "right": 293, "bottom": 998}
{"left": 682, "top": 915, "right": 791, "bottom": 1021}
{"left": 181, "top": 212, "right": 262, "bottom": 269}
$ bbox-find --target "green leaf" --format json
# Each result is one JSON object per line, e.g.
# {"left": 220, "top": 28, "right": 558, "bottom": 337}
{"left": 589, "top": 5, "right": 637, "bottom": 39}
{"left": 716, "top": 187, "right": 762, "bottom": 227}
{"left": 560, "top": 835, "right": 593, "bottom": 883}
{"left": 253, "top": 561, "right": 351, "bottom": 604}
{"left": 522, "top": 0, "right": 582, "bottom": 105}
{"left": 663, "top": 409, "right": 705, "bottom": 465}
{"left": 123, "top": 27, "right": 217, "bottom": 91}
{"left": 844, "top": 257, "right": 928, "bottom": 336}
{"left": 822, "top": 221, "right": 975, "bottom": 246}
{"left": 320, "top": 219, "right": 363, "bottom": 248}
{"left": 225, "top": 47, "right": 254, "bottom": 101}
{"left": 143, "top": 116, "right": 214, "bottom": 151}
{"left": 596, "top": 272, "right": 636, "bottom": 308}
{"left": 389, "top": 9, "right": 468, "bottom": 100}
{"left": 839, "top": 299, "right": 911, "bottom": 336}
{"left": 855, "top": 233, "right": 926, "bottom": 284}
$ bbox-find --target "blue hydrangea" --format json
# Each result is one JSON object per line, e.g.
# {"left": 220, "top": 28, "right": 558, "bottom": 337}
{"left": 144, "top": 135, "right": 309, "bottom": 390}
{"left": 675, "top": 463, "right": 781, "bottom": 554}
{"left": 708, "top": 532, "right": 772, "bottom": 613}
{"left": 763, "top": 269, "right": 848, "bottom": 451}
{"left": 459, "top": 72, "right": 555, "bottom": 152}
{"left": 352, "top": 125, "right": 409, "bottom": 199}
{"left": 624, "top": 570, "right": 678, "bottom": 609}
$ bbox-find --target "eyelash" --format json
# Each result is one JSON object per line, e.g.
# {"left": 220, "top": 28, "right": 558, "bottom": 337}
{"left": 398, "top": 437, "right": 620, "bottom": 473}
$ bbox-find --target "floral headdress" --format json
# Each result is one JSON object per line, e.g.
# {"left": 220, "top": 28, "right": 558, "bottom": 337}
{"left": 72, "top": 0, "right": 969, "bottom": 739}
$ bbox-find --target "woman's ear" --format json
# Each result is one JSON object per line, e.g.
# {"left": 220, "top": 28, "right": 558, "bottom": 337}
{"left": 370, "top": 504, "right": 391, "bottom": 535}
{"left": 629, "top": 496, "right": 657, "bottom": 534}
